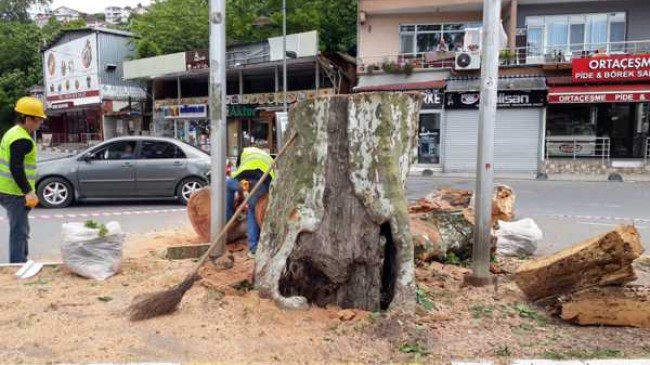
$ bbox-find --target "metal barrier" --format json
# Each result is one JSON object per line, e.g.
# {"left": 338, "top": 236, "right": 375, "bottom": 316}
{"left": 646, "top": 137, "right": 650, "bottom": 164}
{"left": 545, "top": 137, "right": 611, "bottom": 162}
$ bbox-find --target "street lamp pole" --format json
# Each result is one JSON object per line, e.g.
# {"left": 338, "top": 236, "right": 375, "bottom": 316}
{"left": 282, "top": 0, "right": 287, "bottom": 114}
{"left": 208, "top": 0, "right": 227, "bottom": 258}
{"left": 467, "top": 0, "right": 502, "bottom": 286}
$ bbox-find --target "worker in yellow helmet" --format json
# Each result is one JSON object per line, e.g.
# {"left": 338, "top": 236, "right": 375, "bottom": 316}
{"left": 226, "top": 147, "right": 274, "bottom": 259}
{"left": 0, "top": 97, "right": 46, "bottom": 263}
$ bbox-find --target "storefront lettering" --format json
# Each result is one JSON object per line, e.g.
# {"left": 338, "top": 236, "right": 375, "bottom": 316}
{"left": 445, "top": 90, "right": 546, "bottom": 109}
{"left": 549, "top": 92, "right": 650, "bottom": 104}
{"left": 162, "top": 104, "right": 208, "bottom": 119}
{"left": 228, "top": 105, "right": 258, "bottom": 118}
{"left": 573, "top": 54, "right": 650, "bottom": 83}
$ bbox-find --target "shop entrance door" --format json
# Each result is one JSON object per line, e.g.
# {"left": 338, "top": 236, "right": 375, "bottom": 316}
{"left": 418, "top": 112, "right": 441, "bottom": 164}
{"left": 599, "top": 104, "right": 634, "bottom": 158}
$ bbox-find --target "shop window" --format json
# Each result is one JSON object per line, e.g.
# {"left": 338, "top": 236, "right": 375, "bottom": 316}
{"left": 140, "top": 141, "right": 185, "bottom": 159}
{"left": 546, "top": 105, "right": 595, "bottom": 136}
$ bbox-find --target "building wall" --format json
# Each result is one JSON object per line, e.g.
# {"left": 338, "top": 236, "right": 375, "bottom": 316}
{"left": 97, "top": 32, "right": 139, "bottom": 90}
{"left": 359, "top": 12, "right": 482, "bottom": 61}
{"left": 517, "top": 0, "right": 650, "bottom": 41}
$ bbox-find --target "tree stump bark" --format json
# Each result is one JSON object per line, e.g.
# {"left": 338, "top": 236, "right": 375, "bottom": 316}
{"left": 254, "top": 93, "right": 422, "bottom": 312}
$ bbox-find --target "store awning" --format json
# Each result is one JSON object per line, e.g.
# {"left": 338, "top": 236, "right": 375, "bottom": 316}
{"left": 354, "top": 80, "right": 445, "bottom": 92}
{"left": 548, "top": 84, "right": 650, "bottom": 104}
{"left": 446, "top": 76, "right": 547, "bottom": 92}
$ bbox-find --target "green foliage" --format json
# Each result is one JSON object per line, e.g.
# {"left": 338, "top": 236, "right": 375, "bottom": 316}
{"left": 543, "top": 348, "right": 623, "bottom": 360}
{"left": 130, "top": 0, "right": 357, "bottom": 58}
{"left": 94, "top": 13, "right": 106, "bottom": 21}
{"left": 514, "top": 303, "right": 548, "bottom": 326}
{"left": 470, "top": 304, "right": 494, "bottom": 319}
{"left": 0, "top": 0, "right": 50, "bottom": 22}
{"left": 84, "top": 220, "right": 109, "bottom": 238}
{"left": 416, "top": 287, "right": 435, "bottom": 310}
{"left": 398, "top": 343, "right": 429, "bottom": 356}
{"left": 495, "top": 345, "right": 512, "bottom": 357}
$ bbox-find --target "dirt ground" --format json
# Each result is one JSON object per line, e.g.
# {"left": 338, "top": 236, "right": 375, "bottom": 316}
{"left": 1, "top": 227, "right": 649, "bottom": 365}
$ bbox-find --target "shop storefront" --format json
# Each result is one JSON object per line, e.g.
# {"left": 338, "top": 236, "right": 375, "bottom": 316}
{"left": 443, "top": 77, "right": 547, "bottom": 173}
{"left": 153, "top": 97, "right": 211, "bottom": 151}
{"left": 546, "top": 54, "right": 650, "bottom": 164}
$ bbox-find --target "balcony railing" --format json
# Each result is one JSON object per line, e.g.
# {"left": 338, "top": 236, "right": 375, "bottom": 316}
{"left": 357, "top": 40, "right": 650, "bottom": 74}
{"left": 545, "top": 136, "right": 611, "bottom": 162}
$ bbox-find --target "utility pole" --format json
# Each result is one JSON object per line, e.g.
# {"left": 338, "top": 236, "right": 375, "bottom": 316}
{"left": 467, "top": 0, "right": 502, "bottom": 286}
{"left": 209, "top": 0, "right": 227, "bottom": 258}
{"left": 275, "top": 0, "right": 288, "bottom": 150}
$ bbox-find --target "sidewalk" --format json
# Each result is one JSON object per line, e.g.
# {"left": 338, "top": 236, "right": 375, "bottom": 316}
{"left": 409, "top": 168, "right": 650, "bottom": 183}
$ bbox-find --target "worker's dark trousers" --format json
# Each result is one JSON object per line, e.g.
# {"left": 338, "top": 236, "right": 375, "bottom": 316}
{"left": 0, "top": 194, "right": 30, "bottom": 263}
{"left": 226, "top": 178, "right": 269, "bottom": 254}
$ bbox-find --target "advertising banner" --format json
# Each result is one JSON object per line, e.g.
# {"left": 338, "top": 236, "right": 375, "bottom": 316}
{"left": 44, "top": 34, "right": 100, "bottom": 107}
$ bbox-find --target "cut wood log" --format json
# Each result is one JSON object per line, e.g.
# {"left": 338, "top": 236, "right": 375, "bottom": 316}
{"left": 515, "top": 225, "right": 644, "bottom": 301}
{"left": 254, "top": 93, "right": 422, "bottom": 312}
{"left": 560, "top": 286, "right": 650, "bottom": 328}
{"left": 186, "top": 188, "right": 247, "bottom": 243}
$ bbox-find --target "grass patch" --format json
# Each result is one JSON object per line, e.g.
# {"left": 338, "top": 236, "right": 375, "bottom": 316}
{"left": 514, "top": 303, "right": 548, "bottom": 326}
{"left": 24, "top": 279, "right": 49, "bottom": 286}
{"left": 495, "top": 345, "right": 512, "bottom": 357}
{"left": 543, "top": 348, "right": 623, "bottom": 360}
{"left": 470, "top": 304, "right": 494, "bottom": 319}
{"left": 416, "top": 287, "right": 435, "bottom": 310}
{"left": 399, "top": 343, "right": 429, "bottom": 356}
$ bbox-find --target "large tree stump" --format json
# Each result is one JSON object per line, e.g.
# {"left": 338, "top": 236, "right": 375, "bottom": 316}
{"left": 515, "top": 225, "right": 644, "bottom": 301}
{"left": 560, "top": 286, "right": 650, "bottom": 328}
{"left": 254, "top": 93, "right": 422, "bottom": 312}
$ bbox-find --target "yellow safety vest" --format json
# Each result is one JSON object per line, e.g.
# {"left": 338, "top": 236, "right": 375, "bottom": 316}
{"left": 232, "top": 147, "right": 275, "bottom": 180}
{"left": 0, "top": 125, "right": 37, "bottom": 196}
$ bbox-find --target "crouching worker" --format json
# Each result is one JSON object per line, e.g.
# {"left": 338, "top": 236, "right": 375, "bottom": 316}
{"left": 226, "top": 147, "right": 274, "bottom": 259}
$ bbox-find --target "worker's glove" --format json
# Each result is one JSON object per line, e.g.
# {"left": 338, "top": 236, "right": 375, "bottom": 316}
{"left": 25, "top": 192, "right": 39, "bottom": 208}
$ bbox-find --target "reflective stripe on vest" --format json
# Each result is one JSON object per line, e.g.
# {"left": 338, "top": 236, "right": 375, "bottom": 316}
{"left": 232, "top": 147, "right": 275, "bottom": 180}
{"left": 0, "top": 125, "right": 37, "bottom": 196}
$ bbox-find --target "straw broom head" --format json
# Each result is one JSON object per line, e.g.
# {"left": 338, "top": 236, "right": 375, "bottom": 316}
{"left": 128, "top": 273, "right": 200, "bottom": 321}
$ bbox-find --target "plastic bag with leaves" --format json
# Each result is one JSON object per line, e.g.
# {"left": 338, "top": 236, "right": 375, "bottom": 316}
{"left": 61, "top": 221, "right": 124, "bottom": 280}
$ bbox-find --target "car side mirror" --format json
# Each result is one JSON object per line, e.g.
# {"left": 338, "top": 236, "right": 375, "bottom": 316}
{"left": 79, "top": 153, "right": 93, "bottom": 162}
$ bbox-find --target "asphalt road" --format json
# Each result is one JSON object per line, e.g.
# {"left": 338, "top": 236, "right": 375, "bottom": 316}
{"left": 406, "top": 176, "right": 650, "bottom": 255}
{"left": 1, "top": 167, "right": 649, "bottom": 263}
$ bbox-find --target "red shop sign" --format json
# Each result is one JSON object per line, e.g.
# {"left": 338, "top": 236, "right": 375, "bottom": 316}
{"left": 548, "top": 92, "right": 650, "bottom": 104}
{"left": 572, "top": 54, "right": 650, "bottom": 83}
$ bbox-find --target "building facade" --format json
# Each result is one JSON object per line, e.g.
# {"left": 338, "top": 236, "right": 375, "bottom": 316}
{"left": 357, "top": 0, "right": 650, "bottom": 177}
{"left": 41, "top": 28, "right": 147, "bottom": 146}
{"left": 124, "top": 31, "right": 353, "bottom": 158}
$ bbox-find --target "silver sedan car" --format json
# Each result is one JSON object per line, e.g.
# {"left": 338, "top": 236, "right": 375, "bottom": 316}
{"left": 36, "top": 136, "right": 211, "bottom": 208}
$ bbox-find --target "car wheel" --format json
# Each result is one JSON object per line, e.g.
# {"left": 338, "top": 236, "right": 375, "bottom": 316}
{"left": 177, "top": 177, "right": 206, "bottom": 205}
{"left": 37, "top": 177, "right": 74, "bottom": 208}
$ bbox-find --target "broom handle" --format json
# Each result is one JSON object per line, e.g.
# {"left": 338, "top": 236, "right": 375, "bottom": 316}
{"left": 190, "top": 131, "right": 298, "bottom": 273}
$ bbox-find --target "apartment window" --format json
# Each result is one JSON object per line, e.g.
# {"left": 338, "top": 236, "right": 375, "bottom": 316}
{"left": 399, "top": 22, "right": 481, "bottom": 54}
{"left": 525, "top": 12, "right": 626, "bottom": 56}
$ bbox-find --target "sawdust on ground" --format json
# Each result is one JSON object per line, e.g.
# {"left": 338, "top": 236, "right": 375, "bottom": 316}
{"left": 1, "top": 228, "right": 650, "bottom": 364}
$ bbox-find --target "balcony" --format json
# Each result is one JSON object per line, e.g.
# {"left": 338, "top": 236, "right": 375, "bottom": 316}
{"left": 358, "top": 39, "right": 650, "bottom": 75}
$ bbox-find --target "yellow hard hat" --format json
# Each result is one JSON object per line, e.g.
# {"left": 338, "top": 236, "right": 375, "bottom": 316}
{"left": 14, "top": 96, "right": 47, "bottom": 119}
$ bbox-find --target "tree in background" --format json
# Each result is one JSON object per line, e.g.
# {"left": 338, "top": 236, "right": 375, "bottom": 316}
{"left": 0, "top": 0, "right": 49, "bottom": 22}
{"left": 130, "top": 0, "right": 356, "bottom": 58}
{"left": 0, "top": 20, "right": 42, "bottom": 134}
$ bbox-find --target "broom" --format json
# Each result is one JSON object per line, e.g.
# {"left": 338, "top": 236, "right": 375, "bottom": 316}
{"left": 128, "top": 131, "right": 298, "bottom": 321}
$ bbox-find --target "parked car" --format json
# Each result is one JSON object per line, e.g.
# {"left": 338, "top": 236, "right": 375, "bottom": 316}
{"left": 36, "top": 137, "right": 211, "bottom": 208}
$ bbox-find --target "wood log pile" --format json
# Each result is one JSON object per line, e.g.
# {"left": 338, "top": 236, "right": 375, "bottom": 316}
{"left": 514, "top": 225, "right": 649, "bottom": 328}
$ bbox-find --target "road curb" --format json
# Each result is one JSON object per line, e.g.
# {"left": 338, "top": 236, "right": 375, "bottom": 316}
{"left": 454, "top": 360, "right": 650, "bottom": 365}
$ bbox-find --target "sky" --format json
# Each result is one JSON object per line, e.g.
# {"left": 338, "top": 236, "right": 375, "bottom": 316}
{"left": 50, "top": 0, "right": 152, "bottom": 14}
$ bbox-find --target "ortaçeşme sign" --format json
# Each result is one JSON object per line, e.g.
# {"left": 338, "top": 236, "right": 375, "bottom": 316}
{"left": 573, "top": 54, "right": 650, "bottom": 83}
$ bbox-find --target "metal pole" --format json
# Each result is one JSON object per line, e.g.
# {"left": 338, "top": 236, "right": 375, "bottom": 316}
{"left": 209, "top": 0, "right": 228, "bottom": 257}
{"left": 467, "top": 0, "right": 501, "bottom": 286}
{"left": 282, "top": 0, "right": 287, "bottom": 113}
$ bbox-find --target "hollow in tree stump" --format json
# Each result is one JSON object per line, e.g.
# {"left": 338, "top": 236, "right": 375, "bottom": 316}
{"left": 254, "top": 93, "right": 422, "bottom": 312}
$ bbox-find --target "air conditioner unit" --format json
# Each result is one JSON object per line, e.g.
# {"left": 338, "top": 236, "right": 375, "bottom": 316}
{"left": 455, "top": 51, "right": 481, "bottom": 70}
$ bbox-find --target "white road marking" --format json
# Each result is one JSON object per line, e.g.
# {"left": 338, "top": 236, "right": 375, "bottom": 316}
{"left": 0, "top": 208, "right": 186, "bottom": 222}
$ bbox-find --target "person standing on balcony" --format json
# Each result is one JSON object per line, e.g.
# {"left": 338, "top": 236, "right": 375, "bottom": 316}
{"left": 0, "top": 97, "right": 45, "bottom": 263}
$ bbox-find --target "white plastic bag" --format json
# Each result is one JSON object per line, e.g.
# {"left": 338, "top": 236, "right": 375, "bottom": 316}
{"left": 495, "top": 218, "right": 542, "bottom": 257}
{"left": 61, "top": 222, "right": 124, "bottom": 280}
